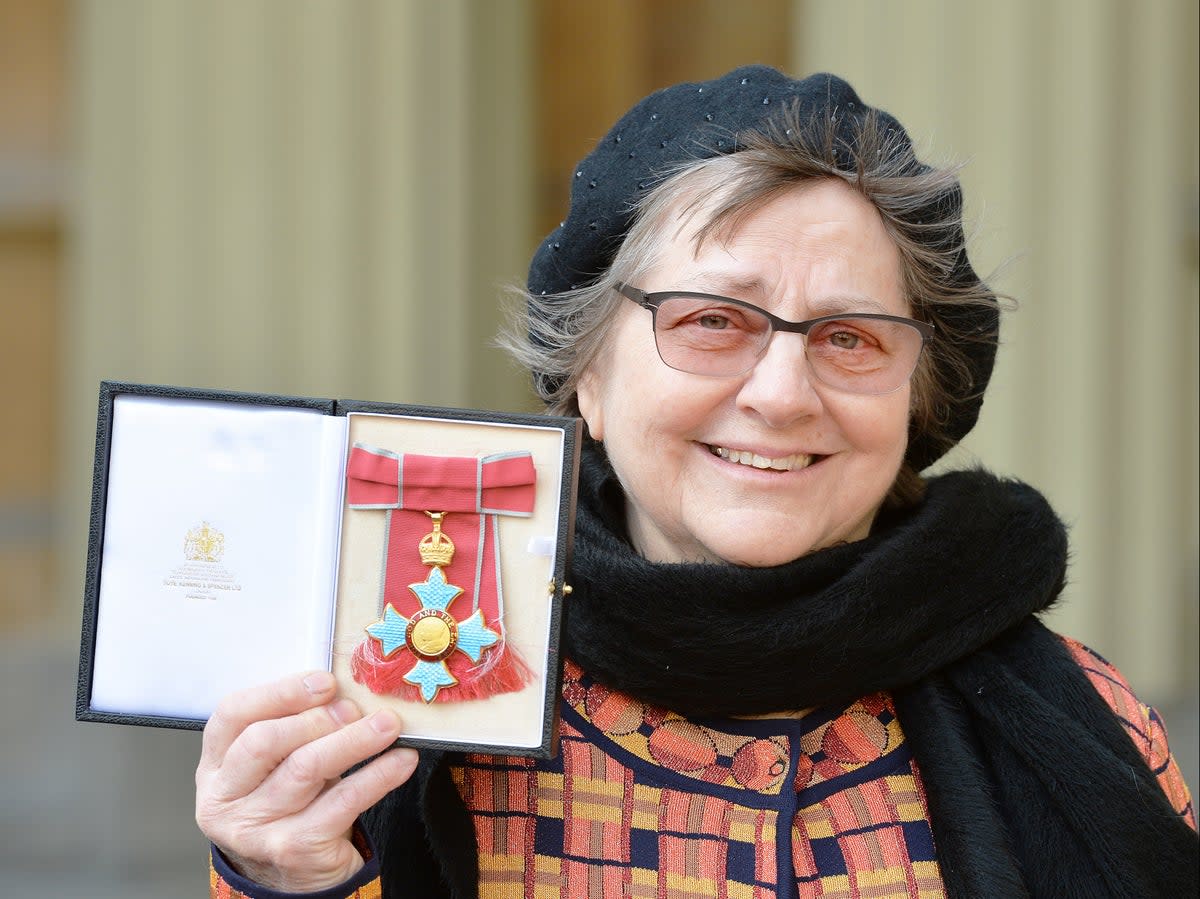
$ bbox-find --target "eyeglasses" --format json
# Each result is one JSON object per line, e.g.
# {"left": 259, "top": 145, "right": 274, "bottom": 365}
{"left": 617, "top": 283, "right": 934, "bottom": 396}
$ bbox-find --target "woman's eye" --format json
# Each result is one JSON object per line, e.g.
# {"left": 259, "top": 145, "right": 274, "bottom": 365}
{"left": 697, "top": 314, "right": 731, "bottom": 330}
{"left": 810, "top": 321, "right": 879, "bottom": 352}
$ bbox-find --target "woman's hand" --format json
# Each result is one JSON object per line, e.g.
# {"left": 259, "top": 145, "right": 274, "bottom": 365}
{"left": 195, "top": 671, "right": 419, "bottom": 892}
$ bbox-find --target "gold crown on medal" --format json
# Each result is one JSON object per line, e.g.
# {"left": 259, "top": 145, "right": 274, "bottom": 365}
{"left": 418, "top": 512, "right": 455, "bottom": 567}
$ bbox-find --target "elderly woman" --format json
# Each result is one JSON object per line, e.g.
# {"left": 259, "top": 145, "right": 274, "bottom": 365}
{"left": 198, "top": 67, "right": 1197, "bottom": 899}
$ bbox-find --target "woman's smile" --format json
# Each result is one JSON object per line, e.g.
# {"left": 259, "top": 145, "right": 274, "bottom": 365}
{"left": 704, "top": 442, "right": 817, "bottom": 472}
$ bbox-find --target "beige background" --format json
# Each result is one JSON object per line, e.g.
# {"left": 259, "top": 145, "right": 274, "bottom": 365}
{"left": 1, "top": 1, "right": 1195, "bottom": 895}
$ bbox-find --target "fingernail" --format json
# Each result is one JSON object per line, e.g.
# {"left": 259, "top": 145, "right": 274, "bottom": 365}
{"left": 328, "top": 699, "right": 359, "bottom": 725}
{"left": 370, "top": 709, "right": 400, "bottom": 734}
{"left": 303, "top": 672, "right": 335, "bottom": 695}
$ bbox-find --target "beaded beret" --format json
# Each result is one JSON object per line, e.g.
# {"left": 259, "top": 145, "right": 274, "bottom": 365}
{"left": 527, "top": 65, "right": 998, "bottom": 471}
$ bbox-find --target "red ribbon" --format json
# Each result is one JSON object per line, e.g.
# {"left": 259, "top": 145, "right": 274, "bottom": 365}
{"left": 345, "top": 445, "right": 537, "bottom": 702}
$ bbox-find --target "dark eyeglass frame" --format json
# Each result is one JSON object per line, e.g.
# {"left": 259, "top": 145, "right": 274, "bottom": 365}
{"left": 616, "top": 282, "right": 935, "bottom": 345}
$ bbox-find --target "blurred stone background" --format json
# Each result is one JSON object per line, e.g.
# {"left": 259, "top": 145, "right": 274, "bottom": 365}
{"left": 1, "top": 1, "right": 1195, "bottom": 894}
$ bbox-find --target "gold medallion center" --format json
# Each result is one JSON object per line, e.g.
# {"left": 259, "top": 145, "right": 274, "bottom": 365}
{"left": 406, "top": 609, "right": 458, "bottom": 661}
{"left": 411, "top": 616, "right": 451, "bottom": 655}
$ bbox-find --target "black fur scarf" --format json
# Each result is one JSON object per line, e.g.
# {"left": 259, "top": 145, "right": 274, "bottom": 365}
{"left": 366, "top": 446, "right": 1198, "bottom": 897}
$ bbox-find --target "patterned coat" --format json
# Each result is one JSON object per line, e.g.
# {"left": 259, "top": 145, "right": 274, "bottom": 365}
{"left": 211, "top": 640, "right": 1195, "bottom": 899}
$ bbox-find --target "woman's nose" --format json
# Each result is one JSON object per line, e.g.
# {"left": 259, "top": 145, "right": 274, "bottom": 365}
{"left": 734, "top": 332, "right": 823, "bottom": 428}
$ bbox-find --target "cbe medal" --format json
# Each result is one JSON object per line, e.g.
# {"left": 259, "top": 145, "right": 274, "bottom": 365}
{"left": 365, "top": 513, "right": 500, "bottom": 703}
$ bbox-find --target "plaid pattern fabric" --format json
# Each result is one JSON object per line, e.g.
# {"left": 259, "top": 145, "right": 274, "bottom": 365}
{"left": 455, "top": 655, "right": 1195, "bottom": 899}
{"left": 454, "top": 661, "right": 944, "bottom": 899}
{"left": 210, "top": 645, "right": 1194, "bottom": 898}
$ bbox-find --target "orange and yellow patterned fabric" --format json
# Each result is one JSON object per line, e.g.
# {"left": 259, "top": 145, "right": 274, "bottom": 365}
{"left": 211, "top": 646, "right": 1194, "bottom": 899}
{"left": 457, "top": 661, "right": 944, "bottom": 898}
{"left": 454, "top": 650, "right": 1193, "bottom": 899}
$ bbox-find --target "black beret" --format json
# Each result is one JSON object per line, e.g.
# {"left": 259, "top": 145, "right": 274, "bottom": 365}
{"left": 527, "top": 65, "right": 998, "bottom": 471}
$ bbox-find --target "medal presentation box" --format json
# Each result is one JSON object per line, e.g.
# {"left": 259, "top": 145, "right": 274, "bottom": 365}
{"left": 77, "top": 382, "right": 581, "bottom": 757}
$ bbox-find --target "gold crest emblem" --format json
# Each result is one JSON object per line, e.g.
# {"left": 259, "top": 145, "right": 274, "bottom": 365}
{"left": 184, "top": 522, "right": 225, "bottom": 562}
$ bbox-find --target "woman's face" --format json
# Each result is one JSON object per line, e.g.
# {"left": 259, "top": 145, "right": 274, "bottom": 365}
{"left": 577, "top": 178, "right": 912, "bottom": 566}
